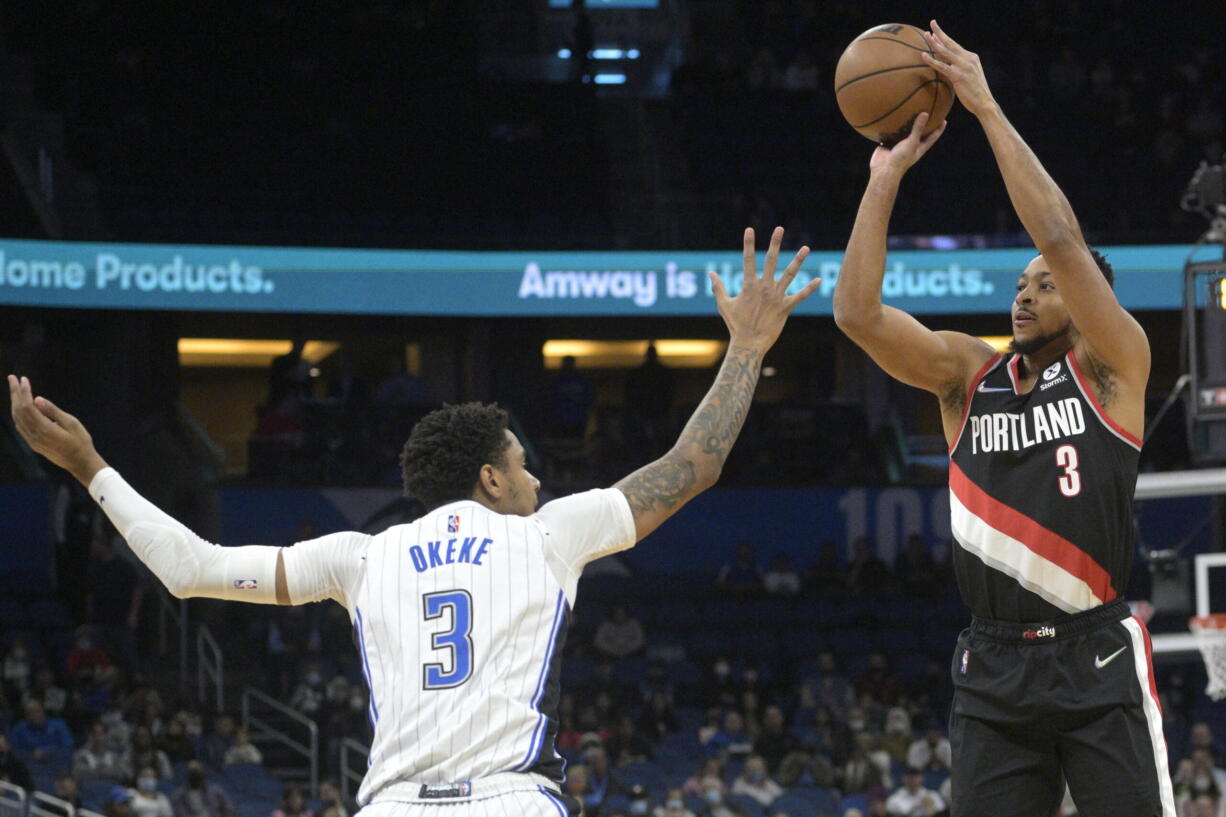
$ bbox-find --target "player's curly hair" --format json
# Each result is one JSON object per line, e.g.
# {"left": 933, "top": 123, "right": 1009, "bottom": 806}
{"left": 400, "top": 403, "right": 511, "bottom": 511}
{"left": 1089, "top": 247, "right": 1114, "bottom": 289}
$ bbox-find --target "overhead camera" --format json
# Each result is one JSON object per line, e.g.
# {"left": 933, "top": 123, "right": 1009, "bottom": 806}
{"left": 1182, "top": 154, "right": 1226, "bottom": 241}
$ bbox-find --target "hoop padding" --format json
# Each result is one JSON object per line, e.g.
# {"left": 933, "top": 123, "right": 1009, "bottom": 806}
{"left": 1191, "top": 614, "right": 1226, "bottom": 701}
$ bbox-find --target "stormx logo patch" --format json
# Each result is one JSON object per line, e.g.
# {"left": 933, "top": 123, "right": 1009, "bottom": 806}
{"left": 1022, "top": 625, "right": 1056, "bottom": 639}
{"left": 1040, "top": 362, "right": 1068, "bottom": 391}
{"left": 419, "top": 782, "right": 471, "bottom": 800}
{"left": 233, "top": 579, "right": 259, "bottom": 590}
{"left": 448, "top": 515, "right": 460, "bottom": 533}
{"left": 960, "top": 649, "right": 969, "bottom": 675}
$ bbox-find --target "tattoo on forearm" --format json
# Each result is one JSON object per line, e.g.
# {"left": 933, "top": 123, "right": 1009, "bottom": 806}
{"left": 616, "top": 344, "right": 763, "bottom": 520}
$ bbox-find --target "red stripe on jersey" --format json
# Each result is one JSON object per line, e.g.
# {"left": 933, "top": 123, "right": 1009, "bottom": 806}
{"left": 949, "top": 461, "right": 1118, "bottom": 603}
{"left": 1007, "top": 354, "right": 1022, "bottom": 394}
{"left": 1066, "top": 351, "right": 1142, "bottom": 449}
{"left": 948, "top": 354, "right": 1003, "bottom": 455}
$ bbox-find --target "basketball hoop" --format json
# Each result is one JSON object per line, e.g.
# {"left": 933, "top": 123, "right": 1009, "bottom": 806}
{"left": 1190, "top": 614, "right": 1226, "bottom": 700}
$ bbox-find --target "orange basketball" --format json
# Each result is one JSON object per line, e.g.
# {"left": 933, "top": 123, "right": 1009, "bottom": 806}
{"left": 834, "top": 23, "right": 955, "bottom": 147}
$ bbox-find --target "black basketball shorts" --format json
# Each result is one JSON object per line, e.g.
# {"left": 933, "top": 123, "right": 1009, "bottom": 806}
{"left": 948, "top": 599, "right": 1176, "bottom": 817}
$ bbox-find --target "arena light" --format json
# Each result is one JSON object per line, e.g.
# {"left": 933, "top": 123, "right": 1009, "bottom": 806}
{"left": 593, "top": 73, "right": 627, "bottom": 85}
{"left": 178, "top": 338, "right": 339, "bottom": 368}
{"left": 543, "top": 339, "right": 726, "bottom": 369}
{"left": 557, "top": 48, "right": 572, "bottom": 59}
{"left": 977, "top": 336, "right": 1013, "bottom": 353}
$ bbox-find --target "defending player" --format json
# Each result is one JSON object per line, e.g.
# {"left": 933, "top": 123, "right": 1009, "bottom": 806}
{"left": 9, "top": 228, "right": 819, "bottom": 817}
{"left": 832, "top": 21, "right": 1171, "bottom": 817}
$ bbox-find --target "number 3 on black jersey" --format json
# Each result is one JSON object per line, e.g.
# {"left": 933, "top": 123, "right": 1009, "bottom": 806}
{"left": 1056, "top": 444, "right": 1082, "bottom": 497}
{"left": 422, "top": 590, "right": 474, "bottom": 690}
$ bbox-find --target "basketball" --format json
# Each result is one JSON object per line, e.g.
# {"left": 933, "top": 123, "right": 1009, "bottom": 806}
{"left": 834, "top": 23, "right": 955, "bottom": 147}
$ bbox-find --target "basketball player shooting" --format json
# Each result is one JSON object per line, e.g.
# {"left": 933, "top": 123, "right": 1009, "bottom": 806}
{"left": 8, "top": 228, "right": 818, "bottom": 817}
{"left": 832, "top": 21, "right": 1171, "bottom": 817}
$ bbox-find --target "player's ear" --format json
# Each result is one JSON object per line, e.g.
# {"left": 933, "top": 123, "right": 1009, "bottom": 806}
{"left": 477, "top": 463, "right": 501, "bottom": 499}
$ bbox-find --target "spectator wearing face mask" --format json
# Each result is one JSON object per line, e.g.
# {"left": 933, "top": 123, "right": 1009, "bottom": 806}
{"left": 130, "top": 765, "right": 173, "bottom": 817}
{"left": 172, "top": 761, "right": 235, "bottom": 817}
{"left": 732, "top": 755, "right": 784, "bottom": 807}
{"left": 74, "top": 720, "right": 132, "bottom": 781}
{"left": 223, "top": 728, "right": 262, "bottom": 767}
{"left": 653, "top": 787, "right": 696, "bottom": 817}
{"left": 700, "top": 780, "right": 738, "bottom": 817}
{"left": 290, "top": 664, "right": 326, "bottom": 716}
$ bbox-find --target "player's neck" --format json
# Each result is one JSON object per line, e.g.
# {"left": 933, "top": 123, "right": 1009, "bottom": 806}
{"left": 1017, "top": 341, "right": 1073, "bottom": 382}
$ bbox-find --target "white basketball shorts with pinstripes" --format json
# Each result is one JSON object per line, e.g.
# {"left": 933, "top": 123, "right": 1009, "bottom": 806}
{"left": 356, "top": 786, "right": 574, "bottom": 817}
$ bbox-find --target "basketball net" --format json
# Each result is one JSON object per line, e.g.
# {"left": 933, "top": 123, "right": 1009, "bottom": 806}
{"left": 1190, "top": 614, "right": 1226, "bottom": 701}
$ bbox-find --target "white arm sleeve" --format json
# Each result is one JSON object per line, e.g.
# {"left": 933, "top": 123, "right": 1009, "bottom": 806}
{"left": 534, "top": 488, "right": 636, "bottom": 576}
{"left": 89, "top": 467, "right": 364, "bottom": 606}
{"left": 280, "top": 532, "right": 368, "bottom": 607}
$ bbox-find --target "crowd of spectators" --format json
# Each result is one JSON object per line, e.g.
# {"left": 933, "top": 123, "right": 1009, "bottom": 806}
{"left": 668, "top": 0, "right": 1222, "bottom": 250}
{"left": 5, "top": 2, "right": 1219, "bottom": 253}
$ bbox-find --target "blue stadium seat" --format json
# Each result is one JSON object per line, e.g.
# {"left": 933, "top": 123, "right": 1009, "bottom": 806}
{"left": 561, "top": 657, "right": 594, "bottom": 688}
{"left": 893, "top": 651, "right": 931, "bottom": 682}
{"left": 924, "top": 771, "right": 949, "bottom": 792}
{"left": 789, "top": 784, "right": 838, "bottom": 814}
{"left": 726, "top": 793, "right": 765, "bottom": 815}
{"left": 839, "top": 793, "right": 870, "bottom": 814}
{"left": 687, "top": 630, "right": 728, "bottom": 659}
{"left": 614, "top": 656, "right": 648, "bottom": 685}
{"left": 744, "top": 600, "right": 794, "bottom": 629}
{"left": 827, "top": 628, "right": 873, "bottom": 655}
{"left": 735, "top": 631, "right": 778, "bottom": 661}
{"left": 665, "top": 660, "right": 702, "bottom": 687}
{"left": 877, "top": 628, "right": 922, "bottom": 653}
{"left": 652, "top": 601, "right": 701, "bottom": 631}
{"left": 923, "top": 627, "right": 963, "bottom": 656}
{"left": 780, "top": 629, "right": 826, "bottom": 659}
{"left": 615, "top": 761, "right": 665, "bottom": 789}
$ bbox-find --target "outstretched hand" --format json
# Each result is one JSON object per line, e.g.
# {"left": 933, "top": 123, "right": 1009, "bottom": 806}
{"left": 922, "top": 20, "right": 995, "bottom": 117}
{"left": 869, "top": 111, "right": 946, "bottom": 175}
{"left": 710, "top": 227, "right": 820, "bottom": 352}
{"left": 7, "top": 375, "right": 107, "bottom": 484}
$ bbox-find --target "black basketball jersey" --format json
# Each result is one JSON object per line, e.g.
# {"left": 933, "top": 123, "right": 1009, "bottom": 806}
{"left": 948, "top": 350, "right": 1141, "bottom": 621}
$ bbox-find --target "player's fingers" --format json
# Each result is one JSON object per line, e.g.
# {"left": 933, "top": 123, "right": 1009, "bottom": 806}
{"left": 909, "top": 112, "right": 929, "bottom": 139}
{"left": 7, "top": 375, "right": 20, "bottom": 413}
{"left": 920, "top": 48, "right": 953, "bottom": 77}
{"left": 784, "top": 277, "right": 822, "bottom": 310}
{"left": 778, "top": 246, "right": 810, "bottom": 289}
{"left": 34, "top": 396, "right": 76, "bottom": 430}
{"left": 708, "top": 270, "right": 730, "bottom": 307}
{"left": 918, "top": 120, "right": 947, "bottom": 153}
{"left": 929, "top": 20, "right": 963, "bottom": 54}
{"left": 742, "top": 228, "right": 757, "bottom": 280}
{"left": 763, "top": 226, "right": 784, "bottom": 280}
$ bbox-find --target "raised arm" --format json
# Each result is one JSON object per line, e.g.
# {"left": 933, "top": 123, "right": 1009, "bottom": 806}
{"left": 922, "top": 21, "right": 1149, "bottom": 384}
{"left": 833, "top": 114, "right": 994, "bottom": 402}
{"left": 7, "top": 374, "right": 307, "bottom": 605}
{"left": 614, "top": 227, "right": 820, "bottom": 541}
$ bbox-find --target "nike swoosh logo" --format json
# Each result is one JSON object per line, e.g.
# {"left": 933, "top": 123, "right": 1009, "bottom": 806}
{"left": 1094, "top": 645, "right": 1128, "bottom": 669}
{"left": 977, "top": 383, "right": 1013, "bottom": 393}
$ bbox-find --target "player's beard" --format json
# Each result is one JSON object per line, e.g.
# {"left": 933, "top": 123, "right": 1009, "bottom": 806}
{"left": 1010, "top": 320, "right": 1072, "bottom": 356}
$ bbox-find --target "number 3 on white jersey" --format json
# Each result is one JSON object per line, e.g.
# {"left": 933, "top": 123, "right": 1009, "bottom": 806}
{"left": 1055, "top": 444, "right": 1081, "bottom": 497}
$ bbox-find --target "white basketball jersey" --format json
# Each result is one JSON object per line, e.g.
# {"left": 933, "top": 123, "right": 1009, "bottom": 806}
{"left": 289, "top": 489, "right": 634, "bottom": 806}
